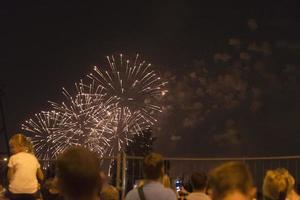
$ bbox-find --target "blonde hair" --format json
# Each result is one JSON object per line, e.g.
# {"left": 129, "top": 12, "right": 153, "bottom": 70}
{"left": 263, "top": 168, "right": 295, "bottom": 200}
{"left": 9, "top": 133, "right": 33, "bottom": 153}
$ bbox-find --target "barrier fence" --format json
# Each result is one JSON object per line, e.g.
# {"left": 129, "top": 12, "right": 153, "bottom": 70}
{"left": 125, "top": 155, "right": 300, "bottom": 199}
{"left": 1, "top": 154, "right": 300, "bottom": 200}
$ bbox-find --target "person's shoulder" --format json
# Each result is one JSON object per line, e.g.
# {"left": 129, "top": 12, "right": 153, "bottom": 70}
{"left": 186, "top": 192, "right": 197, "bottom": 200}
{"left": 9, "top": 153, "right": 18, "bottom": 159}
{"left": 162, "top": 187, "right": 177, "bottom": 199}
{"left": 9, "top": 152, "right": 24, "bottom": 160}
{"left": 8, "top": 152, "right": 25, "bottom": 166}
{"left": 125, "top": 188, "right": 139, "bottom": 200}
{"left": 20, "top": 152, "right": 39, "bottom": 162}
{"left": 23, "top": 152, "right": 37, "bottom": 159}
{"left": 187, "top": 192, "right": 211, "bottom": 200}
{"left": 8, "top": 154, "right": 17, "bottom": 166}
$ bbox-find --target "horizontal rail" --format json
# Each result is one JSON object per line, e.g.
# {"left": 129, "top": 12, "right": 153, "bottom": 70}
{"left": 126, "top": 155, "right": 300, "bottom": 161}
{"left": 2, "top": 155, "right": 300, "bottom": 164}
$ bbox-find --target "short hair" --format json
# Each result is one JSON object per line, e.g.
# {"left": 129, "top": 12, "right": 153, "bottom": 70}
{"left": 56, "top": 146, "right": 101, "bottom": 199}
{"left": 191, "top": 172, "right": 208, "bottom": 191}
{"left": 263, "top": 168, "right": 295, "bottom": 200}
{"left": 208, "top": 161, "right": 253, "bottom": 199}
{"left": 143, "top": 153, "right": 164, "bottom": 180}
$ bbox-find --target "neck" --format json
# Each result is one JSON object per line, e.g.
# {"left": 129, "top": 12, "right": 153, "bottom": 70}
{"left": 193, "top": 189, "right": 205, "bottom": 193}
{"left": 66, "top": 196, "right": 98, "bottom": 200}
{"left": 14, "top": 149, "right": 27, "bottom": 154}
{"left": 222, "top": 191, "right": 249, "bottom": 200}
{"left": 144, "top": 178, "right": 161, "bottom": 184}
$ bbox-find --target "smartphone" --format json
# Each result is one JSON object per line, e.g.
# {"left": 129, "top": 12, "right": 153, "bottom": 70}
{"left": 175, "top": 179, "right": 182, "bottom": 192}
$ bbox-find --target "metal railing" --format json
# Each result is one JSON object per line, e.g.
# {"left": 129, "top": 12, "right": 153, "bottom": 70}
{"left": 2, "top": 154, "right": 300, "bottom": 200}
{"left": 124, "top": 155, "right": 300, "bottom": 195}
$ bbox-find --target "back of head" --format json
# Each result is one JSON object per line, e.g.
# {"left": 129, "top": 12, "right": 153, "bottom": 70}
{"left": 191, "top": 172, "right": 208, "bottom": 191}
{"left": 143, "top": 152, "right": 164, "bottom": 180}
{"left": 9, "top": 133, "right": 29, "bottom": 153}
{"left": 56, "top": 146, "right": 101, "bottom": 200}
{"left": 263, "top": 168, "right": 295, "bottom": 200}
{"left": 208, "top": 161, "right": 253, "bottom": 200}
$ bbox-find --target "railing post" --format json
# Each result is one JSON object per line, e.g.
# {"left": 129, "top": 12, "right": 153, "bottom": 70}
{"left": 116, "top": 153, "right": 122, "bottom": 199}
{"left": 0, "top": 91, "right": 10, "bottom": 155}
{"left": 122, "top": 152, "right": 127, "bottom": 200}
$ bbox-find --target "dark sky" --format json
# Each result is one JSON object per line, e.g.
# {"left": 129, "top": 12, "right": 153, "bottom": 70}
{"left": 1, "top": 1, "right": 299, "bottom": 155}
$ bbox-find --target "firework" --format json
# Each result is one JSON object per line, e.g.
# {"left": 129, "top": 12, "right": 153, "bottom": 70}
{"left": 21, "top": 111, "right": 66, "bottom": 160}
{"left": 88, "top": 54, "right": 167, "bottom": 153}
{"left": 23, "top": 81, "right": 117, "bottom": 158}
{"left": 22, "top": 54, "right": 167, "bottom": 158}
{"left": 105, "top": 107, "right": 151, "bottom": 155}
{"left": 88, "top": 54, "right": 167, "bottom": 121}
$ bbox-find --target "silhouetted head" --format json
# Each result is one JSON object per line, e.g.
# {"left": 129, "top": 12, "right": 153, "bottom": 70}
{"left": 143, "top": 152, "right": 164, "bottom": 180}
{"left": 191, "top": 172, "right": 208, "bottom": 191}
{"left": 209, "top": 161, "right": 255, "bottom": 200}
{"left": 56, "top": 146, "right": 101, "bottom": 200}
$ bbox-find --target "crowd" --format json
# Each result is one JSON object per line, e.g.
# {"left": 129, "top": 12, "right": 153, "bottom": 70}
{"left": 1, "top": 133, "right": 300, "bottom": 200}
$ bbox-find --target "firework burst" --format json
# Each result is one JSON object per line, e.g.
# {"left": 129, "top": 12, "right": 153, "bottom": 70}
{"left": 88, "top": 54, "right": 167, "bottom": 153}
{"left": 23, "top": 81, "right": 117, "bottom": 158}
{"left": 22, "top": 54, "right": 167, "bottom": 158}
{"left": 105, "top": 107, "right": 151, "bottom": 155}
{"left": 21, "top": 111, "right": 66, "bottom": 159}
{"left": 88, "top": 54, "right": 167, "bottom": 121}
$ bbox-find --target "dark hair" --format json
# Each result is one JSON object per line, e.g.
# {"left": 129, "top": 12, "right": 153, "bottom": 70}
{"left": 143, "top": 153, "right": 164, "bottom": 180}
{"left": 208, "top": 161, "right": 253, "bottom": 199}
{"left": 56, "top": 146, "right": 101, "bottom": 199}
{"left": 191, "top": 172, "right": 208, "bottom": 191}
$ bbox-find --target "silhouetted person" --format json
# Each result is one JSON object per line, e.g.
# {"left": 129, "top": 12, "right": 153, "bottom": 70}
{"left": 7, "top": 134, "right": 44, "bottom": 200}
{"left": 56, "top": 147, "right": 101, "bottom": 200}
{"left": 263, "top": 168, "right": 300, "bottom": 200}
{"left": 126, "top": 152, "right": 176, "bottom": 200}
{"left": 187, "top": 172, "right": 210, "bottom": 200}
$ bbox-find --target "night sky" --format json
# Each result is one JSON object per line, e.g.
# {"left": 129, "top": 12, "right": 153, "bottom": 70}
{"left": 1, "top": 2, "right": 300, "bottom": 156}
